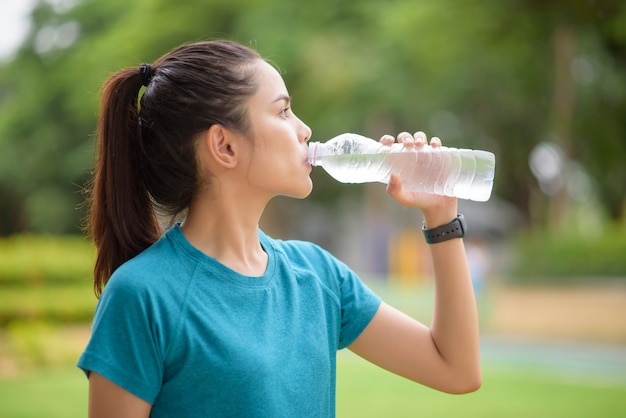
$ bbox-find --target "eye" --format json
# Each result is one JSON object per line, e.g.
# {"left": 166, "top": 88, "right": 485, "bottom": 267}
{"left": 279, "top": 106, "right": 290, "bottom": 118}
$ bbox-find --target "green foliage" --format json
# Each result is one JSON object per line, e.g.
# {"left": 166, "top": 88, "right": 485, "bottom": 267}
{"left": 0, "top": 0, "right": 625, "bottom": 234}
{"left": 0, "top": 235, "right": 96, "bottom": 324}
{"left": 2, "top": 321, "right": 88, "bottom": 369}
{"left": 511, "top": 222, "right": 626, "bottom": 282}
{"left": 0, "top": 235, "right": 94, "bottom": 285}
{"left": 0, "top": 284, "right": 95, "bottom": 325}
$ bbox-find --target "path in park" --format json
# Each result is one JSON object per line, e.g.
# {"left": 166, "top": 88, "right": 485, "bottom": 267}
{"left": 480, "top": 336, "right": 626, "bottom": 385}
{"left": 479, "top": 283, "right": 626, "bottom": 385}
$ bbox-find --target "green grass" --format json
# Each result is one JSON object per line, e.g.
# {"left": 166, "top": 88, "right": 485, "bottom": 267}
{"left": 337, "top": 353, "right": 626, "bottom": 418}
{"left": 0, "top": 356, "right": 624, "bottom": 418}
{"left": 0, "top": 367, "right": 87, "bottom": 418}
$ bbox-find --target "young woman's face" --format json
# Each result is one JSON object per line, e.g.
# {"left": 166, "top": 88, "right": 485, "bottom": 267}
{"left": 241, "top": 60, "right": 313, "bottom": 199}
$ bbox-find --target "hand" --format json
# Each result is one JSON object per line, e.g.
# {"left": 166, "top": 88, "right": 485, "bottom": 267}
{"left": 380, "top": 131, "right": 458, "bottom": 227}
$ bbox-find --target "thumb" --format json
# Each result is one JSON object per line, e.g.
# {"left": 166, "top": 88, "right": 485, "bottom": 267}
{"left": 386, "top": 173, "right": 403, "bottom": 197}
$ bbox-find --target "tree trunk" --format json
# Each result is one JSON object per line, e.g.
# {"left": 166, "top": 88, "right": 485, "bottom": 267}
{"left": 549, "top": 24, "right": 576, "bottom": 230}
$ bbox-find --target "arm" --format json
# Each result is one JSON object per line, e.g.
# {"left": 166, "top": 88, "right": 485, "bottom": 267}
{"left": 88, "top": 372, "right": 152, "bottom": 418}
{"left": 348, "top": 132, "right": 481, "bottom": 394}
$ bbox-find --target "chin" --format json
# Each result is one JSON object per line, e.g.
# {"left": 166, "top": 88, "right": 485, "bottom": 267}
{"left": 285, "top": 181, "right": 313, "bottom": 200}
{"left": 297, "top": 189, "right": 313, "bottom": 199}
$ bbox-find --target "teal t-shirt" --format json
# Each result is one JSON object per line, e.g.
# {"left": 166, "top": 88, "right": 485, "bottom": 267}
{"left": 78, "top": 225, "right": 381, "bottom": 417}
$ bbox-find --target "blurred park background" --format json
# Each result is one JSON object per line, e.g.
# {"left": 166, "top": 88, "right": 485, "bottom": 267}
{"left": 1, "top": 0, "right": 625, "bottom": 416}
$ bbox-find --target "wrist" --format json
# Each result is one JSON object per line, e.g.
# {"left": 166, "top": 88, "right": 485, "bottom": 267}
{"left": 422, "top": 214, "right": 466, "bottom": 244}
{"left": 421, "top": 208, "right": 458, "bottom": 229}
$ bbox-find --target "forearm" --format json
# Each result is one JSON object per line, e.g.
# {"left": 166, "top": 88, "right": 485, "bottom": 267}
{"left": 428, "top": 235, "right": 481, "bottom": 383}
{"left": 348, "top": 229, "right": 481, "bottom": 393}
{"left": 355, "top": 131, "right": 482, "bottom": 393}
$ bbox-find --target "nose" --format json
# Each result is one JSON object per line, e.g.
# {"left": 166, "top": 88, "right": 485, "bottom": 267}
{"left": 299, "top": 119, "right": 312, "bottom": 143}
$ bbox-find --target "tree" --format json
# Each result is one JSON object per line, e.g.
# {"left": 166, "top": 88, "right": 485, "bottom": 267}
{"left": 0, "top": 0, "right": 624, "bottom": 234}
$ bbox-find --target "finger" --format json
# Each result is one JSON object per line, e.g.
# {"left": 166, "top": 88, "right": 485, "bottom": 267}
{"left": 430, "top": 136, "right": 442, "bottom": 147}
{"left": 413, "top": 131, "right": 427, "bottom": 142}
{"left": 380, "top": 134, "right": 395, "bottom": 145}
{"left": 386, "top": 174, "right": 416, "bottom": 207}
{"left": 386, "top": 173, "right": 403, "bottom": 196}
{"left": 397, "top": 131, "right": 414, "bottom": 145}
{"left": 413, "top": 131, "right": 427, "bottom": 147}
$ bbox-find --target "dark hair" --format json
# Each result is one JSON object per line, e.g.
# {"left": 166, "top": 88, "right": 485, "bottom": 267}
{"left": 87, "top": 40, "right": 262, "bottom": 297}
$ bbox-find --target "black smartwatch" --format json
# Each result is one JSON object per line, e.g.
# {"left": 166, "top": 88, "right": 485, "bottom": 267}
{"left": 422, "top": 214, "right": 466, "bottom": 244}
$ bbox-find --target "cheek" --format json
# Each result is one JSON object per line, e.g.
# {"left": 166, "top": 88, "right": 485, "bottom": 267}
{"left": 243, "top": 144, "right": 279, "bottom": 183}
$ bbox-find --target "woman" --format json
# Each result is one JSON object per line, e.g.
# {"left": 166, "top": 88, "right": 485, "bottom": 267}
{"left": 78, "top": 39, "right": 481, "bottom": 417}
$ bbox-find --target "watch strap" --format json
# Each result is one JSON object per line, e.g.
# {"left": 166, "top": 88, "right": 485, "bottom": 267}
{"left": 422, "top": 214, "right": 466, "bottom": 244}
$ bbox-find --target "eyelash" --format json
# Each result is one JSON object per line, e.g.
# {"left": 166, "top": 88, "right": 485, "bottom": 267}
{"left": 280, "top": 107, "right": 290, "bottom": 118}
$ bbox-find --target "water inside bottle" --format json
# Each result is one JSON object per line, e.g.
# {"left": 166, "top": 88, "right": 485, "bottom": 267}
{"left": 315, "top": 153, "right": 390, "bottom": 183}
{"left": 465, "top": 150, "right": 496, "bottom": 201}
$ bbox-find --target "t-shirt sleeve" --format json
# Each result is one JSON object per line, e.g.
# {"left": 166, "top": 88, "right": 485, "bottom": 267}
{"left": 279, "top": 239, "right": 382, "bottom": 350}
{"left": 77, "top": 272, "right": 165, "bottom": 404}
{"left": 334, "top": 259, "right": 382, "bottom": 350}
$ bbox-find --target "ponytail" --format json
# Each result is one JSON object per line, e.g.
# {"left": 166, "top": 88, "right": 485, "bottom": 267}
{"left": 85, "top": 40, "right": 263, "bottom": 297}
{"left": 88, "top": 68, "right": 160, "bottom": 297}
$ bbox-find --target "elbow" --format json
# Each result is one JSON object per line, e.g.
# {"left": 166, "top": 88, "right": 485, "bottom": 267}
{"left": 428, "top": 364, "right": 482, "bottom": 394}
{"left": 452, "top": 376, "right": 482, "bottom": 394}
{"left": 444, "top": 371, "right": 482, "bottom": 394}
{"left": 415, "top": 370, "right": 482, "bottom": 394}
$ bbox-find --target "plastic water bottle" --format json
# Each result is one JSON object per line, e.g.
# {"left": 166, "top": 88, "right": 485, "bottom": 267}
{"left": 308, "top": 133, "right": 496, "bottom": 202}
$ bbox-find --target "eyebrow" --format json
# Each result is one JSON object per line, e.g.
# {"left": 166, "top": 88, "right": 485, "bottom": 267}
{"left": 272, "top": 94, "right": 291, "bottom": 104}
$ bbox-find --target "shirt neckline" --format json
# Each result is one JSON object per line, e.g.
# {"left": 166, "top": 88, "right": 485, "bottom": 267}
{"left": 166, "top": 224, "right": 277, "bottom": 288}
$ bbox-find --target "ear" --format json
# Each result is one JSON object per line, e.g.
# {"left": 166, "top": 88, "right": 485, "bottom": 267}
{"left": 203, "top": 124, "right": 240, "bottom": 169}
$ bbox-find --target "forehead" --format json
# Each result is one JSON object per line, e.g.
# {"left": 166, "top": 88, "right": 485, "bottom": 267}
{"left": 253, "top": 60, "right": 289, "bottom": 99}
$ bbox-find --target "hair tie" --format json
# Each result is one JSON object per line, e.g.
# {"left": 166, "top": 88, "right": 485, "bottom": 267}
{"left": 139, "top": 63, "right": 152, "bottom": 87}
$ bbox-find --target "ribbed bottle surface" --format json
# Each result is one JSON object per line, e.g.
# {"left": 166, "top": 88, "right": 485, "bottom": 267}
{"left": 308, "top": 133, "right": 495, "bottom": 202}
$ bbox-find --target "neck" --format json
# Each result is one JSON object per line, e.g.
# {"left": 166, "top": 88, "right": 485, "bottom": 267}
{"left": 181, "top": 191, "right": 270, "bottom": 277}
